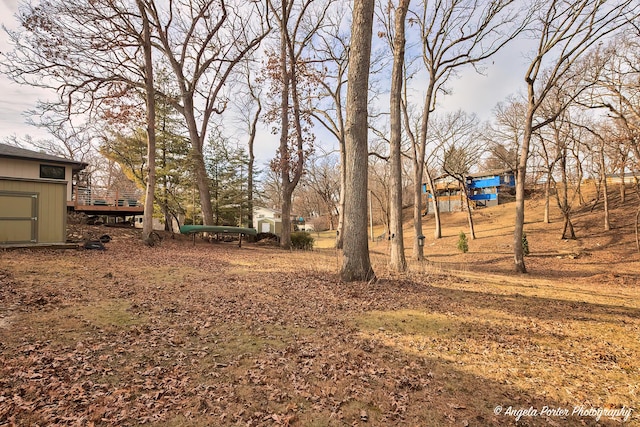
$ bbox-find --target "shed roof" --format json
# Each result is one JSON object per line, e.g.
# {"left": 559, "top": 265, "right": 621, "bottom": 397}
{"left": 0, "top": 143, "right": 87, "bottom": 171}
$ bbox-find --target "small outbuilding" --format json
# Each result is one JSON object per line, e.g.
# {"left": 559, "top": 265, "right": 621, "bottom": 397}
{"left": 0, "top": 143, "right": 87, "bottom": 246}
{"left": 253, "top": 206, "right": 283, "bottom": 235}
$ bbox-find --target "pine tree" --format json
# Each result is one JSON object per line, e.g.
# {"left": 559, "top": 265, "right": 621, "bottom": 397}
{"left": 206, "top": 133, "right": 250, "bottom": 226}
{"left": 457, "top": 231, "right": 469, "bottom": 253}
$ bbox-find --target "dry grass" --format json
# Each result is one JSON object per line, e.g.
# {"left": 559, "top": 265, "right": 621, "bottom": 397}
{"left": 0, "top": 188, "right": 639, "bottom": 426}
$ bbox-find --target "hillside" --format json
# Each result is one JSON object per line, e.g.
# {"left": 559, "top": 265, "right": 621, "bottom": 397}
{"left": 358, "top": 184, "right": 640, "bottom": 283}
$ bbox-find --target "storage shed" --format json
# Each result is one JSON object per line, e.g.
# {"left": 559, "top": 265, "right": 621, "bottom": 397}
{"left": 0, "top": 143, "right": 86, "bottom": 246}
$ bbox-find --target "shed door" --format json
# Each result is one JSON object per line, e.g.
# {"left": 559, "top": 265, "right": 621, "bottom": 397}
{"left": 0, "top": 192, "right": 38, "bottom": 243}
{"left": 261, "top": 222, "right": 271, "bottom": 233}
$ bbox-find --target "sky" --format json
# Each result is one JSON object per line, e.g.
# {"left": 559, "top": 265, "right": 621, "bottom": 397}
{"left": 0, "top": 0, "right": 532, "bottom": 165}
{"left": 0, "top": 0, "right": 53, "bottom": 143}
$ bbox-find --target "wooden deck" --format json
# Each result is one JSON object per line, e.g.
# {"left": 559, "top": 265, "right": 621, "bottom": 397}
{"left": 67, "top": 201, "right": 144, "bottom": 216}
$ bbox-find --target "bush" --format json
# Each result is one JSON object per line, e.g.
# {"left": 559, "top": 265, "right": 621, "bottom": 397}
{"left": 522, "top": 232, "right": 530, "bottom": 256}
{"left": 256, "top": 232, "right": 279, "bottom": 242}
{"left": 291, "top": 231, "right": 314, "bottom": 250}
{"left": 457, "top": 231, "right": 468, "bottom": 253}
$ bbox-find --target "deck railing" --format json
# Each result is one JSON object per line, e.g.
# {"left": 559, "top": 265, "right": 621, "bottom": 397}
{"left": 73, "top": 186, "right": 142, "bottom": 208}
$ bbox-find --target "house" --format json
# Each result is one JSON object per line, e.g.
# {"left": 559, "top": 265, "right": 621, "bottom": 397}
{"left": 0, "top": 143, "right": 87, "bottom": 246}
{"left": 252, "top": 206, "right": 306, "bottom": 235}
{"left": 253, "top": 206, "right": 282, "bottom": 235}
{"left": 466, "top": 169, "right": 516, "bottom": 208}
{"left": 423, "top": 169, "right": 515, "bottom": 214}
{"left": 423, "top": 175, "right": 465, "bottom": 213}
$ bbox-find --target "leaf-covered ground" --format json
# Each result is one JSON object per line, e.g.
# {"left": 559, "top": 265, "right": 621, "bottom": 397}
{"left": 1, "top": 220, "right": 638, "bottom": 426}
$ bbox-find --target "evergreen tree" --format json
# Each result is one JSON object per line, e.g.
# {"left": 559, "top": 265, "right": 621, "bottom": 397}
{"left": 206, "top": 132, "right": 250, "bottom": 226}
{"left": 101, "top": 73, "right": 191, "bottom": 229}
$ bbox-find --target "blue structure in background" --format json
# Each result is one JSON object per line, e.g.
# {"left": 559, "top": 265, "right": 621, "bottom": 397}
{"left": 423, "top": 169, "right": 516, "bottom": 213}
{"left": 467, "top": 170, "right": 516, "bottom": 205}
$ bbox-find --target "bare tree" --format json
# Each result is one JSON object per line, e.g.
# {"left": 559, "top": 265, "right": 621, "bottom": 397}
{"left": 368, "top": 143, "right": 391, "bottom": 237}
{"left": 535, "top": 126, "right": 559, "bottom": 225}
{"left": 257, "top": 168, "right": 284, "bottom": 210}
{"left": 582, "top": 34, "right": 640, "bottom": 200}
{"left": 265, "top": 0, "right": 333, "bottom": 249}
{"left": 11, "top": 120, "right": 97, "bottom": 164}
{"left": 136, "top": 0, "right": 158, "bottom": 244}
{"left": 387, "top": 0, "right": 410, "bottom": 272}
{"left": 538, "top": 96, "right": 586, "bottom": 240}
{"left": 406, "top": 0, "right": 527, "bottom": 260}
{"left": 581, "top": 121, "right": 614, "bottom": 230}
{"left": 438, "top": 111, "right": 483, "bottom": 240}
{"left": 340, "top": 0, "right": 375, "bottom": 282}
{"left": 483, "top": 97, "right": 525, "bottom": 172}
{"left": 303, "top": 152, "right": 340, "bottom": 230}
{"left": 307, "top": 5, "right": 350, "bottom": 248}
{"left": 513, "top": 0, "right": 639, "bottom": 273}
{"left": 144, "top": 0, "right": 270, "bottom": 227}
{"left": 234, "top": 61, "right": 263, "bottom": 228}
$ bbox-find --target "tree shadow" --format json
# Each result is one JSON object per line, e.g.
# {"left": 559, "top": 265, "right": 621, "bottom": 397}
{"left": 291, "top": 275, "right": 638, "bottom": 426}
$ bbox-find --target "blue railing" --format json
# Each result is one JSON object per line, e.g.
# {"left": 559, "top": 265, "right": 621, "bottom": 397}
{"left": 467, "top": 176, "right": 500, "bottom": 189}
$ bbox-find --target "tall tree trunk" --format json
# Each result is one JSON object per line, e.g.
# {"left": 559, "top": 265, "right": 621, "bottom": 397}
{"left": 284, "top": 55, "right": 307, "bottom": 246}
{"left": 620, "top": 169, "right": 626, "bottom": 203}
{"left": 340, "top": 0, "right": 375, "bottom": 282}
{"left": 336, "top": 140, "right": 346, "bottom": 249}
{"left": 138, "top": 0, "right": 156, "bottom": 245}
{"left": 278, "top": 0, "right": 292, "bottom": 249}
{"left": 462, "top": 185, "right": 476, "bottom": 239}
{"left": 161, "top": 139, "right": 171, "bottom": 231}
{"left": 576, "top": 156, "right": 585, "bottom": 205}
{"left": 514, "top": 104, "right": 534, "bottom": 273}
{"left": 412, "top": 167, "right": 424, "bottom": 259}
{"left": 163, "top": 173, "right": 171, "bottom": 230}
{"left": 247, "top": 134, "right": 256, "bottom": 230}
{"left": 185, "top": 115, "right": 214, "bottom": 226}
{"left": 281, "top": 187, "right": 293, "bottom": 248}
{"left": 245, "top": 73, "right": 261, "bottom": 230}
{"left": 412, "top": 78, "right": 437, "bottom": 260}
{"left": 247, "top": 137, "right": 255, "bottom": 230}
{"left": 600, "top": 145, "right": 611, "bottom": 231}
{"left": 543, "top": 172, "right": 551, "bottom": 224}
{"left": 388, "top": 0, "right": 409, "bottom": 272}
{"left": 559, "top": 147, "right": 575, "bottom": 239}
{"left": 275, "top": 0, "right": 306, "bottom": 250}
{"left": 425, "top": 169, "right": 442, "bottom": 239}
{"left": 562, "top": 212, "right": 576, "bottom": 239}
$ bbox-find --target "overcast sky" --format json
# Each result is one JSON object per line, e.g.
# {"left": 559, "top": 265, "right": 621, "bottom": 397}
{"left": 0, "top": 0, "right": 530, "bottom": 163}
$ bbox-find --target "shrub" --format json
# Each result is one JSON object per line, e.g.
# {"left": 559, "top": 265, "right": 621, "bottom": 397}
{"left": 457, "top": 231, "right": 468, "bottom": 253}
{"left": 256, "top": 232, "right": 279, "bottom": 242}
{"left": 291, "top": 231, "right": 314, "bottom": 250}
{"left": 522, "top": 232, "right": 530, "bottom": 256}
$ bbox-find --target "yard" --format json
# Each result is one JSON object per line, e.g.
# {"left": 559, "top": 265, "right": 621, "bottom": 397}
{"left": 0, "top": 193, "right": 639, "bottom": 426}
